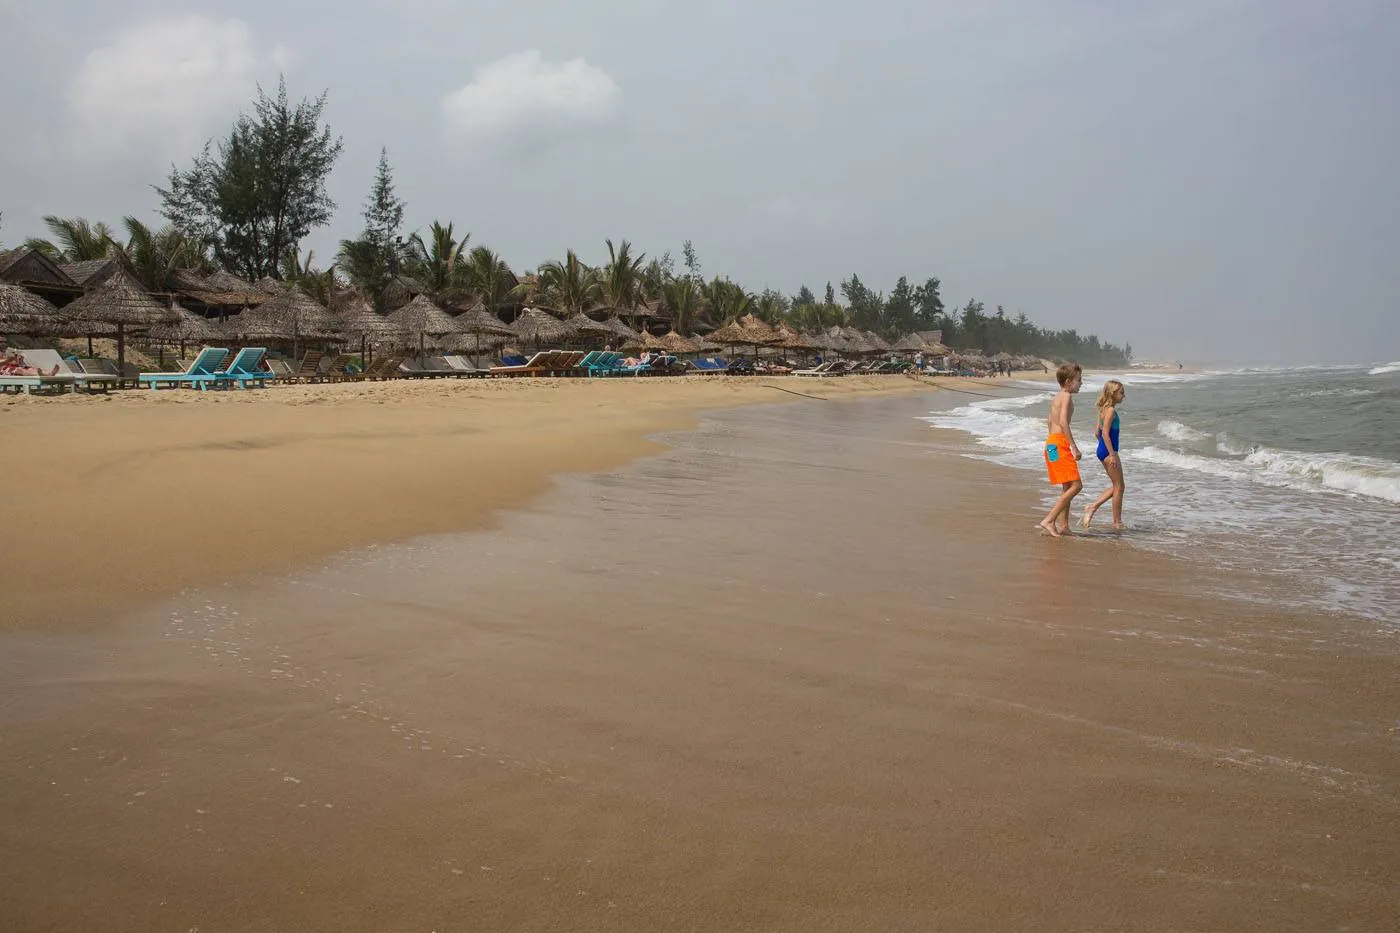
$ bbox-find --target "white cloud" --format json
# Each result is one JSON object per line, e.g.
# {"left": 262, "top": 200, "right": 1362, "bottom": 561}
{"left": 66, "top": 15, "right": 291, "bottom": 157}
{"left": 441, "top": 50, "right": 620, "bottom": 150}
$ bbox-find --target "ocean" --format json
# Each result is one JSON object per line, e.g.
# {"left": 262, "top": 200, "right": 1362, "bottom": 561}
{"left": 927, "top": 362, "right": 1400, "bottom": 623}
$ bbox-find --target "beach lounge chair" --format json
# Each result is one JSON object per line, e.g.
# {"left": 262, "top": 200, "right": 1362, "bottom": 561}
{"left": 215, "top": 347, "right": 273, "bottom": 388}
{"left": 292, "top": 350, "right": 324, "bottom": 382}
{"left": 497, "top": 353, "right": 529, "bottom": 368}
{"left": 442, "top": 355, "right": 488, "bottom": 377}
{"left": 584, "top": 350, "right": 627, "bottom": 376}
{"left": 0, "top": 373, "right": 42, "bottom": 394}
{"left": 489, "top": 351, "right": 555, "bottom": 376}
{"left": 137, "top": 347, "right": 229, "bottom": 391}
{"left": 793, "top": 361, "right": 836, "bottom": 377}
{"left": 266, "top": 359, "right": 298, "bottom": 381}
{"left": 21, "top": 349, "right": 119, "bottom": 392}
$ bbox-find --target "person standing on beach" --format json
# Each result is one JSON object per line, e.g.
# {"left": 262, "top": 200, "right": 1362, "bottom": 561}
{"left": 1081, "top": 380, "right": 1127, "bottom": 530}
{"left": 1038, "top": 363, "right": 1083, "bottom": 537}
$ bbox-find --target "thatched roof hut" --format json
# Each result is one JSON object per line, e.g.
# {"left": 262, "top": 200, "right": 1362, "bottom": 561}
{"left": 600, "top": 316, "right": 640, "bottom": 342}
{"left": 169, "top": 269, "right": 268, "bottom": 310}
{"left": 61, "top": 258, "right": 121, "bottom": 290}
{"left": 0, "top": 282, "right": 62, "bottom": 333}
{"left": 510, "top": 307, "right": 573, "bottom": 345}
{"left": 382, "top": 274, "right": 431, "bottom": 311}
{"left": 1, "top": 248, "right": 82, "bottom": 305}
{"left": 564, "top": 312, "right": 613, "bottom": 341}
{"left": 335, "top": 294, "right": 407, "bottom": 340}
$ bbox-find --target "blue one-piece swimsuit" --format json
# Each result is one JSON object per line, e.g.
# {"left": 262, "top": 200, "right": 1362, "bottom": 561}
{"left": 1096, "top": 412, "right": 1120, "bottom": 461}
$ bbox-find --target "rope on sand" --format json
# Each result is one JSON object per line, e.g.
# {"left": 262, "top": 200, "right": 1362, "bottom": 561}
{"left": 761, "top": 384, "right": 830, "bottom": 400}
{"left": 904, "top": 374, "right": 1022, "bottom": 399}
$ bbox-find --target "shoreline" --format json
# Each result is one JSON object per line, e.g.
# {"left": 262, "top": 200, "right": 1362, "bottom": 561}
{"left": 2, "top": 373, "right": 1016, "bottom": 630}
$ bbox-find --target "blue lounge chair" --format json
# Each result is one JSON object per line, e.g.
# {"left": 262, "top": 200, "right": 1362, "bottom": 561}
{"left": 585, "top": 350, "right": 627, "bottom": 376}
{"left": 216, "top": 347, "right": 273, "bottom": 388}
{"left": 138, "top": 347, "right": 229, "bottom": 391}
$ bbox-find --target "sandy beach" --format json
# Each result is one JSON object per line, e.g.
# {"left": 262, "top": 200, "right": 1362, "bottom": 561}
{"left": 0, "top": 374, "right": 950, "bottom": 629}
{"left": 2, "top": 379, "right": 1396, "bottom": 931}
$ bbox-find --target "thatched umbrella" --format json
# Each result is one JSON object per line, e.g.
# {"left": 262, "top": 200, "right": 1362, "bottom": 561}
{"left": 619, "top": 330, "right": 666, "bottom": 353}
{"left": 227, "top": 288, "right": 341, "bottom": 357}
{"left": 510, "top": 307, "right": 573, "bottom": 347}
{"left": 386, "top": 294, "right": 462, "bottom": 356}
{"left": 59, "top": 269, "right": 178, "bottom": 372}
{"left": 447, "top": 304, "right": 514, "bottom": 365}
{"left": 654, "top": 330, "right": 698, "bottom": 354}
{"left": 145, "top": 301, "right": 224, "bottom": 361}
{"left": 863, "top": 330, "right": 892, "bottom": 353}
{"left": 689, "top": 333, "right": 723, "bottom": 353}
{"left": 335, "top": 293, "right": 408, "bottom": 364}
{"left": 892, "top": 333, "right": 925, "bottom": 353}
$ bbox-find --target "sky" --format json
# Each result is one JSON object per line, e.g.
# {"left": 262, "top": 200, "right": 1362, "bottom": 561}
{"left": 1, "top": 0, "right": 1396, "bottom": 365}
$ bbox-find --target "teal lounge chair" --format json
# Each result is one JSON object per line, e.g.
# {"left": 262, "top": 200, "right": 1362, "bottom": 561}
{"left": 215, "top": 347, "right": 273, "bottom": 388}
{"left": 138, "top": 347, "right": 229, "bottom": 391}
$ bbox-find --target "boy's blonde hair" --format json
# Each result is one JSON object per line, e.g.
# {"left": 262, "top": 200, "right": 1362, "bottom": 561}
{"left": 1055, "top": 362, "right": 1082, "bottom": 387}
{"left": 1096, "top": 379, "right": 1124, "bottom": 409}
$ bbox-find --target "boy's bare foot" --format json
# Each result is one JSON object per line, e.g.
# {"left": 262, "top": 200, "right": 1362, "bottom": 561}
{"left": 1078, "top": 508, "right": 1093, "bottom": 529}
{"left": 1110, "top": 522, "right": 1124, "bottom": 531}
{"left": 1036, "top": 519, "right": 1062, "bottom": 538}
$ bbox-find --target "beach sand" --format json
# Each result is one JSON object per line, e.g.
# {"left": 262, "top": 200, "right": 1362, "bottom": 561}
{"left": 2, "top": 381, "right": 1396, "bottom": 931}
{"left": 0, "top": 374, "right": 943, "bottom": 630}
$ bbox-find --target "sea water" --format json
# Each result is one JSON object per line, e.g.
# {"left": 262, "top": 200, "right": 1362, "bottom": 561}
{"left": 926, "top": 363, "right": 1400, "bottom": 622}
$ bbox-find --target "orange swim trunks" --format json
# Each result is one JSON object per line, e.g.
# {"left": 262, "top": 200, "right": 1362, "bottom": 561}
{"left": 1044, "top": 433, "right": 1080, "bottom": 484}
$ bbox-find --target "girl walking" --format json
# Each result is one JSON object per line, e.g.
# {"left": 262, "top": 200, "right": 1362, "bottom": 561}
{"left": 1081, "top": 380, "right": 1126, "bottom": 530}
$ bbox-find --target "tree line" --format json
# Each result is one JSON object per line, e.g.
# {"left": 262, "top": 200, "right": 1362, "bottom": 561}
{"left": 11, "top": 79, "right": 1130, "bottom": 366}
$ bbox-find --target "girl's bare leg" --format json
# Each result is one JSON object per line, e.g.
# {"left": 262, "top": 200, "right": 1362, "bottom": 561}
{"left": 1081, "top": 482, "right": 1113, "bottom": 527}
{"left": 1105, "top": 458, "right": 1126, "bottom": 528}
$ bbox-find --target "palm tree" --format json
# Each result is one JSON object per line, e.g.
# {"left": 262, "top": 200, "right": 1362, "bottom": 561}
{"left": 592, "top": 238, "right": 645, "bottom": 312}
{"left": 406, "top": 221, "right": 470, "bottom": 300}
{"left": 113, "top": 217, "right": 210, "bottom": 291}
{"left": 281, "top": 247, "right": 339, "bottom": 304}
{"left": 663, "top": 277, "right": 703, "bottom": 334}
{"left": 530, "top": 249, "right": 596, "bottom": 314}
{"left": 463, "top": 245, "right": 514, "bottom": 313}
{"left": 701, "top": 276, "right": 752, "bottom": 326}
{"left": 25, "top": 215, "right": 117, "bottom": 261}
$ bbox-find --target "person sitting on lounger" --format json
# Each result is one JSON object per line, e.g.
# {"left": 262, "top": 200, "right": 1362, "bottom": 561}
{"left": 0, "top": 349, "right": 58, "bottom": 376}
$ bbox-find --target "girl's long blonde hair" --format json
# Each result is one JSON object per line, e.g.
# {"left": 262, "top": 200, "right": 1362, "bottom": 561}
{"left": 1096, "top": 380, "right": 1124, "bottom": 410}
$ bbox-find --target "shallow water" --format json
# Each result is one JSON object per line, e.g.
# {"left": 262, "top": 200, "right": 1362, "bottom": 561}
{"left": 927, "top": 366, "right": 1400, "bottom": 622}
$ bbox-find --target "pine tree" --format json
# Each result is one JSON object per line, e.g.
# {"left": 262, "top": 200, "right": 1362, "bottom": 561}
{"left": 363, "top": 148, "right": 405, "bottom": 275}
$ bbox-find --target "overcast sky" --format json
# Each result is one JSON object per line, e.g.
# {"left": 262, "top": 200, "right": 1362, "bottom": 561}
{"left": 2, "top": 0, "right": 1396, "bottom": 364}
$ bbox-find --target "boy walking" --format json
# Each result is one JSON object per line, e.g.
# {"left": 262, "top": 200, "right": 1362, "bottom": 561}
{"left": 1038, "top": 363, "right": 1083, "bottom": 537}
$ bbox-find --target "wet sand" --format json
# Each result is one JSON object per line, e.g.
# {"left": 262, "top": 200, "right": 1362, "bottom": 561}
{"left": 0, "top": 374, "right": 939, "bottom": 629}
{"left": 2, "top": 390, "right": 1397, "bottom": 930}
